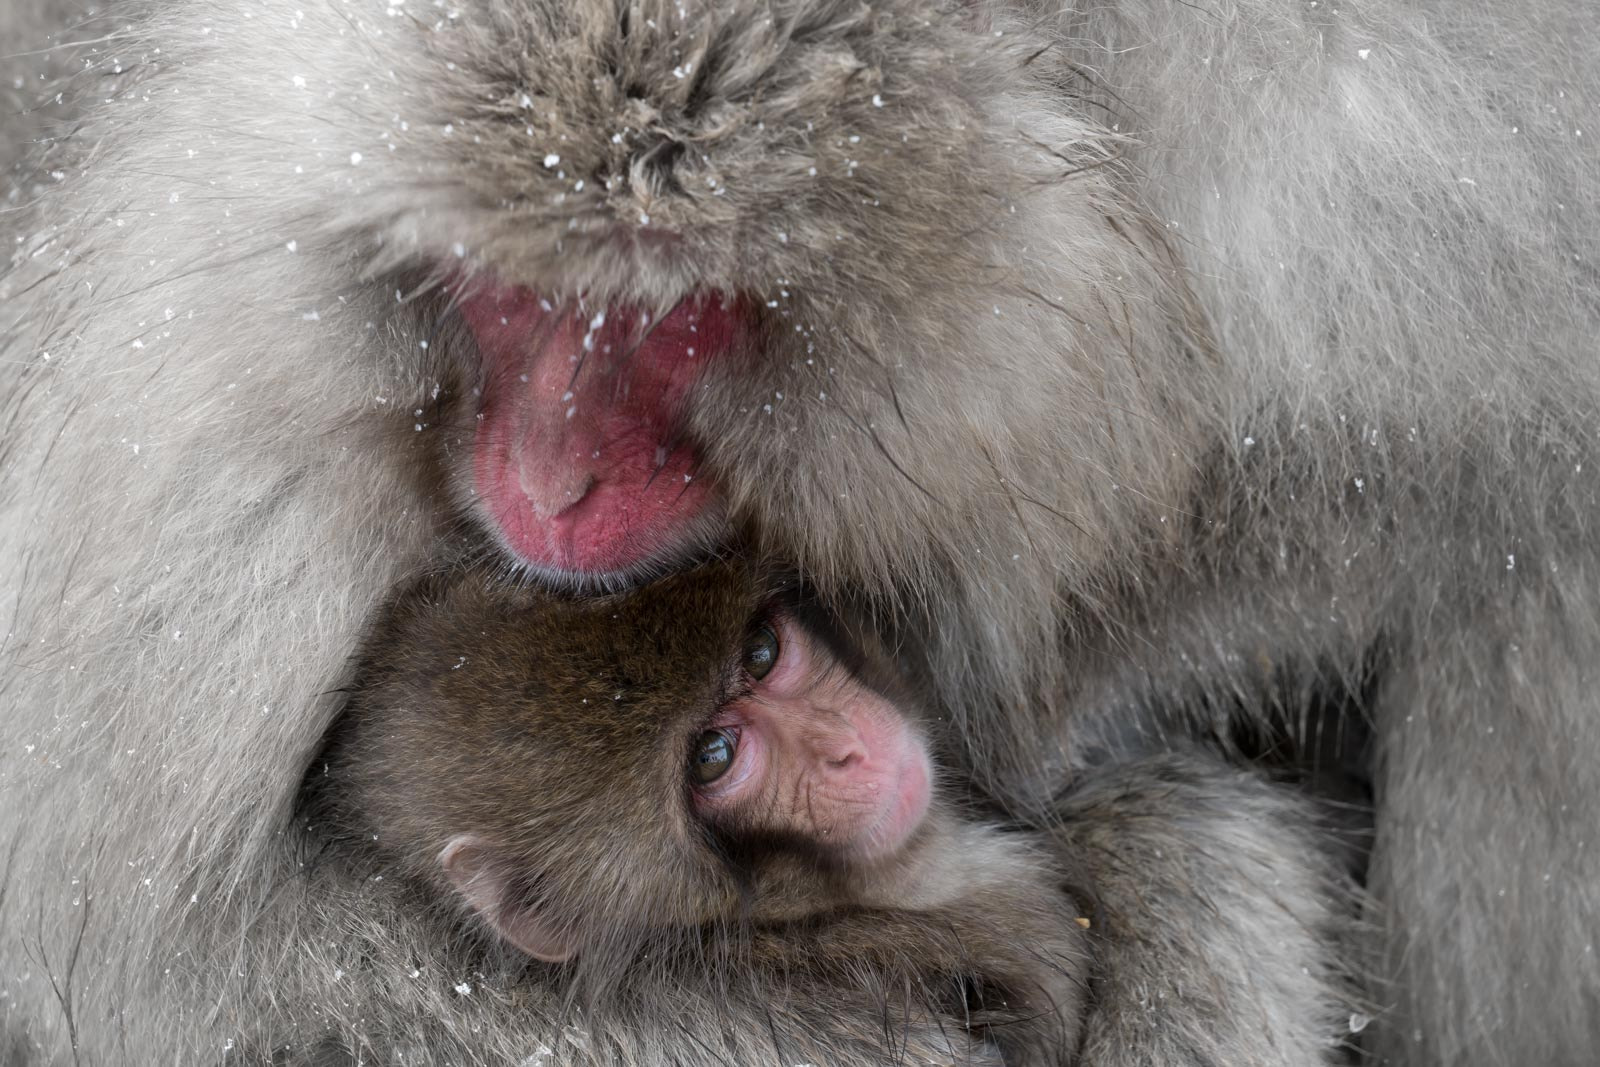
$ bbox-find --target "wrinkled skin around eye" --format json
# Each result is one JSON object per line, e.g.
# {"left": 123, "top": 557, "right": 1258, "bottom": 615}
{"left": 691, "top": 617, "right": 931, "bottom": 864}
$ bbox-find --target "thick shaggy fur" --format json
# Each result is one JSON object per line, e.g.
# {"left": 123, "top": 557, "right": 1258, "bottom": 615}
{"left": 312, "top": 561, "right": 1096, "bottom": 1065}
{"left": 1, "top": 0, "right": 1596, "bottom": 1064}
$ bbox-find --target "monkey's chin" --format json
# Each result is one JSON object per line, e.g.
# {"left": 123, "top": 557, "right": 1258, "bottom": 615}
{"left": 852, "top": 746, "right": 934, "bottom": 866}
{"left": 475, "top": 446, "right": 717, "bottom": 576}
{"left": 478, "top": 496, "right": 729, "bottom": 593}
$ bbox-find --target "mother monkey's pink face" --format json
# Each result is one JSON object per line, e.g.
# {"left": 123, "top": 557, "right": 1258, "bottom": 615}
{"left": 407, "top": 3, "right": 1162, "bottom": 591}
{"left": 459, "top": 284, "right": 752, "bottom": 579}
{"left": 409, "top": 7, "right": 1013, "bottom": 587}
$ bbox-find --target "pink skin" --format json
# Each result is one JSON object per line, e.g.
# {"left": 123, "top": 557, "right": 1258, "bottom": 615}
{"left": 693, "top": 617, "right": 934, "bottom": 863}
{"left": 460, "top": 283, "right": 748, "bottom": 576}
{"left": 439, "top": 835, "right": 577, "bottom": 963}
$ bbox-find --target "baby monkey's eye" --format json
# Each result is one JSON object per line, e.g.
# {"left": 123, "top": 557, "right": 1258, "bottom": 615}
{"left": 691, "top": 729, "right": 737, "bottom": 785}
{"left": 743, "top": 624, "right": 780, "bottom": 681}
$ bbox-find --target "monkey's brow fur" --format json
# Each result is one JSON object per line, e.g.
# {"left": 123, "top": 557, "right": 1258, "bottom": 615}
{"left": 1, "top": 0, "right": 1597, "bottom": 1064}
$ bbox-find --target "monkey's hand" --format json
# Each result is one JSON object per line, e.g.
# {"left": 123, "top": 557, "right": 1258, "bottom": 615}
{"left": 745, "top": 879, "right": 1092, "bottom": 1067}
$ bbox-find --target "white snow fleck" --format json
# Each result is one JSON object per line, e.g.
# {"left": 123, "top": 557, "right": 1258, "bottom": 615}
{"left": 291, "top": 75, "right": 306, "bottom": 89}
{"left": 454, "top": 981, "right": 473, "bottom": 996}
{"left": 1358, "top": 48, "right": 1372, "bottom": 60}
{"left": 543, "top": 153, "right": 561, "bottom": 168}
{"left": 872, "top": 94, "right": 884, "bottom": 107}
{"left": 349, "top": 151, "right": 363, "bottom": 165}
{"left": 285, "top": 240, "right": 298, "bottom": 253}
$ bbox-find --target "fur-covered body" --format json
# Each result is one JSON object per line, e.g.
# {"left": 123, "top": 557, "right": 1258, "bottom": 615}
{"left": 1, "top": 0, "right": 1595, "bottom": 1064}
{"left": 313, "top": 561, "right": 1099, "bottom": 1064}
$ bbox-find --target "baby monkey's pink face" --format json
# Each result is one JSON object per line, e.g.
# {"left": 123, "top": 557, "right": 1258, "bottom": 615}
{"left": 334, "top": 563, "right": 938, "bottom": 967}
{"left": 687, "top": 613, "right": 933, "bottom": 865}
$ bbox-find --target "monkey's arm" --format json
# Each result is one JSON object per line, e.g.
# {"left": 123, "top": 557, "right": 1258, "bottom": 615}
{"left": 1366, "top": 598, "right": 1600, "bottom": 1063}
{"left": 1054, "top": 754, "right": 1359, "bottom": 1067}
{"left": 223, "top": 854, "right": 1009, "bottom": 1067}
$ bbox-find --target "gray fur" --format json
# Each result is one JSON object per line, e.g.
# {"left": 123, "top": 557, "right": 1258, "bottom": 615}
{"left": 0, "top": 0, "right": 94, "bottom": 201}
{"left": 2, "top": 0, "right": 1596, "bottom": 1064}
{"left": 1055, "top": 755, "right": 1361, "bottom": 1067}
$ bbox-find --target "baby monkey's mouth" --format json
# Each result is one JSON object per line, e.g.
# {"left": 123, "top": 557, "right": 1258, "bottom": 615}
{"left": 457, "top": 280, "right": 755, "bottom": 577}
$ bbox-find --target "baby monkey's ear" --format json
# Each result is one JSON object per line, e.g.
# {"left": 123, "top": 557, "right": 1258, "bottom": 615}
{"left": 438, "top": 835, "right": 576, "bottom": 963}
